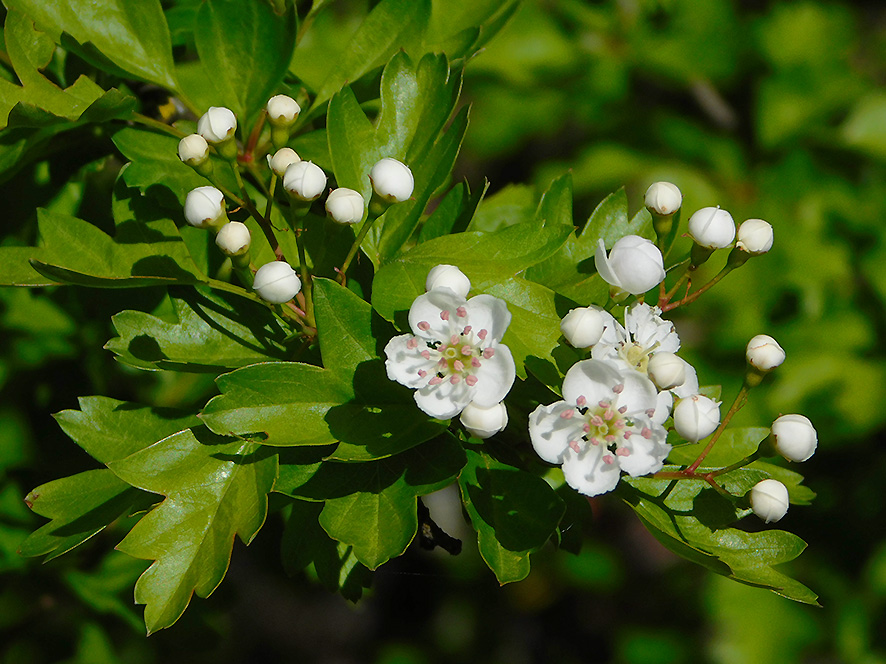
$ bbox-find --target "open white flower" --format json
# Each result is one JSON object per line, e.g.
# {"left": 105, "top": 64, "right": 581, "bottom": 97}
{"left": 592, "top": 303, "right": 699, "bottom": 413}
{"left": 529, "top": 359, "right": 670, "bottom": 497}
{"left": 384, "top": 288, "right": 516, "bottom": 419}
{"left": 595, "top": 235, "right": 665, "bottom": 295}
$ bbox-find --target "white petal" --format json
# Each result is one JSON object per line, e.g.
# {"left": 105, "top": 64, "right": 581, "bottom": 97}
{"left": 590, "top": 309, "right": 625, "bottom": 360}
{"left": 528, "top": 402, "right": 585, "bottom": 464}
{"left": 562, "top": 359, "right": 623, "bottom": 405}
{"left": 384, "top": 335, "right": 435, "bottom": 389}
{"left": 414, "top": 378, "right": 471, "bottom": 419}
{"left": 561, "top": 445, "right": 621, "bottom": 496}
{"left": 618, "top": 423, "right": 670, "bottom": 477}
{"left": 594, "top": 239, "right": 622, "bottom": 289}
{"left": 611, "top": 368, "right": 659, "bottom": 415}
{"left": 470, "top": 343, "right": 516, "bottom": 406}
{"left": 464, "top": 294, "right": 512, "bottom": 342}
{"left": 625, "top": 303, "right": 681, "bottom": 354}
{"left": 671, "top": 358, "right": 699, "bottom": 399}
{"left": 408, "top": 289, "right": 464, "bottom": 340}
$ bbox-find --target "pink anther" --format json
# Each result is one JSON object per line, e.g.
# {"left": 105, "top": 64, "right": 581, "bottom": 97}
{"left": 568, "top": 440, "right": 581, "bottom": 453}
{"left": 641, "top": 427, "right": 652, "bottom": 440}
{"left": 576, "top": 395, "right": 587, "bottom": 407}
{"left": 461, "top": 345, "right": 473, "bottom": 356}
{"left": 590, "top": 415, "right": 604, "bottom": 427}
{"left": 582, "top": 423, "right": 591, "bottom": 433}
{"left": 429, "top": 376, "right": 443, "bottom": 385}
{"left": 465, "top": 375, "right": 478, "bottom": 386}
{"left": 440, "top": 310, "right": 450, "bottom": 321}
{"left": 613, "top": 383, "right": 624, "bottom": 394}
{"left": 463, "top": 325, "right": 472, "bottom": 334}
{"left": 471, "top": 357, "right": 482, "bottom": 367}
{"left": 450, "top": 335, "right": 460, "bottom": 345}
{"left": 616, "top": 447, "right": 631, "bottom": 457}
{"left": 456, "top": 307, "right": 467, "bottom": 317}
{"left": 453, "top": 360, "right": 465, "bottom": 372}
{"left": 406, "top": 337, "right": 418, "bottom": 349}
{"left": 560, "top": 409, "right": 575, "bottom": 420}
{"left": 602, "top": 454, "right": 615, "bottom": 465}
{"left": 450, "top": 375, "right": 461, "bottom": 384}
{"left": 645, "top": 408, "right": 656, "bottom": 419}
{"left": 482, "top": 348, "right": 495, "bottom": 359}
{"left": 418, "top": 370, "right": 427, "bottom": 378}
{"left": 618, "top": 405, "right": 628, "bottom": 414}
{"left": 417, "top": 321, "right": 430, "bottom": 331}
{"left": 477, "top": 329, "right": 488, "bottom": 340}
{"left": 421, "top": 350, "right": 431, "bottom": 360}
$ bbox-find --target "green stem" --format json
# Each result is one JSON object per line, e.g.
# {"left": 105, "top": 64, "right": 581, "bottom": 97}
{"left": 230, "top": 162, "right": 284, "bottom": 261}
{"left": 286, "top": 204, "right": 315, "bottom": 328}
{"left": 661, "top": 264, "right": 735, "bottom": 312}
{"left": 709, "top": 450, "right": 763, "bottom": 478}
{"left": 685, "top": 382, "right": 751, "bottom": 473}
{"left": 204, "top": 277, "right": 302, "bottom": 328}
{"left": 130, "top": 112, "right": 184, "bottom": 138}
{"left": 337, "top": 214, "right": 378, "bottom": 284}
{"left": 264, "top": 174, "right": 278, "bottom": 223}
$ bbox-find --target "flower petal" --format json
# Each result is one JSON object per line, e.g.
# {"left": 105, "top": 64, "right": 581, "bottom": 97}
{"left": 671, "top": 358, "right": 699, "bottom": 399}
{"left": 384, "top": 334, "right": 435, "bottom": 389}
{"left": 594, "top": 239, "right": 621, "bottom": 290}
{"left": 464, "top": 294, "right": 512, "bottom": 342}
{"left": 613, "top": 369, "right": 660, "bottom": 416}
{"left": 562, "top": 359, "right": 622, "bottom": 405}
{"left": 618, "top": 424, "right": 670, "bottom": 477}
{"left": 625, "top": 303, "right": 680, "bottom": 354}
{"left": 561, "top": 445, "right": 621, "bottom": 496}
{"left": 470, "top": 343, "right": 516, "bottom": 406}
{"left": 408, "top": 289, "right": 464, "bottom": 340}
{"left": 414, "top": 377, "right": 471, "bottom": 419}
{"left": 528, "top": 402, "right": 585, "bottom": 464}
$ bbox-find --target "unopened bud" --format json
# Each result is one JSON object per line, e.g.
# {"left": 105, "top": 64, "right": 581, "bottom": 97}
{"left": 215, "top": 221, "right": 251, "bottom": 257}
{"left": 197, "top": 106, "right": 237, "bottom": 144}
{"left": 178, "top": 134, "right": 209, "bottom": 166}
{"left": 645, "top": 182, "right": 682, "bottom": 215}
{"left": 267, "top": 147, "right": 300, "bottom": 177}
{"left": 266, "top": 94, "right": 300, "bottom": 128}
{"left": 746, "top": 334, "right": 785, "bottom": 372}
{"left": 184, "top": 186, "right": 227, "bottom": 230}
{"left": 459, "top": 401, "right": 508, "bottom": 439}
{"left": 673, "top": 394, "right": 721, "bottom": 443}
{"left": 560, "top": 307, "right": 606, "bottom": 349}
{"left": 425, "top": 264, "right": 470, "bottom": 298}
{"left": 647, "top": 352, "right": 686, "bottom": 390}
{"left": 595, "top": 236, "right": 666, "bottom": 295}
{"left": 749, "top": 479, "right": 789, "bottom": 523}
{"left": 688, "top": 206, "right": 735, "bottom": 249}
{"left": 770, "top": 414, "right": 817, "bottom": 462}
{"left": 370, "top": 158, "right": 414, "bottom": 203}
{"left": 736, "top": 218, "right": 774, "bottom": 255}
{"left": 325, "top": 188, "right": 365, "bottom": 225}
{"left": 253, "top": 261, "right": 301, "bottom": 304}
{"left": 283, "top": 161, "right": 326, "bottom": 201}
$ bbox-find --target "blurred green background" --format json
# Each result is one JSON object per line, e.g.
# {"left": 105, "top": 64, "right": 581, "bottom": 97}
{"left": 3, "top": 0, "right": 886, "bottom": 662}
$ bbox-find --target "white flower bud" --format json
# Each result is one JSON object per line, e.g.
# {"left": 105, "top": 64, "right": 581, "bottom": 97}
{"left": 325, "top": 187, "right": 365, "bottom": 225}
{"left": 370, "top": 157, "right": 414, "bottom": 203}
{"left": 560, "top": 307, "right": 606, "bottom": 349}
{"left": 688, "top": 206, "right": 735, "bottom": 249}
{"left": 749, "top": 479, "right": 789, "bottom": 523}
{"left": 647, "top": 352, "right": 686, "bottom": 390}
{"left": 746, "top": 334, "right": 785, "bottom": 372}
{"left": 178, "top": 134, "right": 209, "bottom": 166}
{"left": 736, "top": 218, "right": 774, "bottom": 255}
{"left": 459, "top": 401, "right": 508, "bottom": 439}
{"left": 425, "top": 264, "right": 470, "bottom": 298}
{"left": 253, "top": 261, "right": 301, "bottom": 304}
{"left": 771, "top": 414, "right": 817, "bottom": 462}
{"left": 673, "top": 394, "right": 721, "bottom": 443}
{"left": 644, "top": 182, "right": 682, "bottom": 215}
{"left": 283, "top": 160, "right": 326, "bottom": 201}
{"left": 215, "top": 221, "right": 251, "bottom": 257}
{"left": 266, "top": 94, "right": 300, "bottom": 127}
{"left": 197, "top": 106, "right": 237, "bottom": 144}
{"left": 595, "top": 235, "right": 666, "bottom": 295}
{"left": 267, "top": 147, "right": 300, "bottom": 177}
{"left": 184, "top": 186, "right": 226, "bottom": 229}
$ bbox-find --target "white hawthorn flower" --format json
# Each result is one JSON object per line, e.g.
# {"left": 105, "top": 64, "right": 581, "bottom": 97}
{"left": 197, "top": 106, "right": 237, "bottom": 144}
{"left": 253, "top": 261, "right": 301, "bottom": 304}
{"left": 370, "top": 157, "right": 414, "bottom": 203}
{"left": 595, "top": 235, "right": 665, "bottom": 295}
{"left": 425, "top": 264, "right": 470, "bottom": 298}
{"left": 184, "top": 186, "right": 227, "bottom": 229}
{"left": 644, "top": 182, "right": 682, "bottom": 215}
{"left": 460, "top": 401, "right": 508, "bottom": 439}
{"left": 746, "top": 334, "right": 785, "bottom": 371}
{"left": 266, "top": 94, "right": 300, "bottom": 127}
{"left": 529, "top": 359, "right": 670, "bottom": 497}
{"left": 771, "top": 414, "right": 817, "bottom": 462}
{"left": 749, "top": 479, "right": 789, "bottom": 523}
{"left": 687, "top": 206, "right": 735, "bottom": 249}
{"left": 560, "top": 306, "right": 606, "bottom": 349}
{"left": 673, "top": 394, "right": 721, "bottom": 443}
{"left": 384, "top": 288, "right": 516, "bottom": 419}
{"left": 178, "top": 134, "right": 209, "bottom": 166}
{"left": 325, "top": 188, "right": 365, "bottom": 225}
{"left": 736, "top": 218, "right": 774, "bottom": 255}
{"left": 283, "top": 161, "right": 326, "bottom": 201}
{"left": 215, "top": 222, "right": 251, "bottom": 257}
{"left": 592, "top": 303, "right": 698, "bottom": 413}
{"left": 267, "top": 147, "right": 300, "bottom": 177}
{"left": 647, "top": 352, "right": 686, "bottom": 391}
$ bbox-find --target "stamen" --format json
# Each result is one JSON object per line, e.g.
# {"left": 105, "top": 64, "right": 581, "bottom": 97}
{"left": 603, "top": 408, "right": 614, "bottom": 420}
{"left": 613, "top": 383, "right": 625, "bottom": 394}
{"left": 429, "top": 376, "right": 443, "bottom": 385}
{"left": 450, "top": 335, "right": 459, "bottom": 345}
{"left": 623, "top": 431, "right": 633, "bottom": 439}
{"left": 568, "top": 440, "right": 581, "bottom": 453}
{"left": 406, "top": 337, "right": 418, "bottom": 349}
{"left": 641, "top": 427, "right": 652, "bottom": 440}
{"left": 576, "top": 396, "right": 587, "bottom": 407}
{"left": 605, "top": 435, "right": 615, "bottom": 443}
{"left": 453, "top": 360, "right": 465, "bottom": 372}
{"left": 478, "top": 329, "right": 488, "bottom": 340}
{"left": 421, "top": 350, "right": 431, "bottom": 360}
{"left": 463, "top": 325, "right": 472, "bottom": 334}
{"left": 618, "top": 405, "right": 628, "bottom": 414}
{"left": 598, "top": 400, "right": 609, "bottom": 409}
{"left": 440, "top": 310, "right": 450, "bottom": 321}
{"left": 450, "top": 375, "right": 461, "bottom": 384}
{"left": 590, "top": 415, "right": 604, "bottom": 426}
{"left": 582, "top": 423, "right": 591, "bottom": 433}
{"left": 645, "top": 408, "right": 656, "bottom": 419}
{"left": 602, "top": 454, "right": 615, "bottom": 465}
{"left": 456, "top": 306, "right": 467, "bottom": 317}
{"left": 461, "top": 345, "right": 473, "bottom": 356}
{"left": 560, "top": 409, "right": 575, "bottom": 420}
{"left": 471, "top": 357, "right": 481, "bottom": 367}
{"left": 482, "top": 348, "right": 495, "bottom": 359}
{"left": 418, "top": 370, "right": 427, "bottom": 377}
{"left": 614, "top": 419, "right": 625, "bottom": 428}
{"left": 465, "top": 375, "right": 478, "bottom": 386}
{"left": 616, "top": 448, "right": 631, "bottom": 457}
{"left": 417, "top": 321, "right": 430, "bottom": 331}
{"left": 589, "top": 437, "right": 600, "bottom": 446}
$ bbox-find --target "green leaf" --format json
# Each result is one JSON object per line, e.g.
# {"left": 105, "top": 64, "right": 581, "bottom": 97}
{"left": 202, "top": 279, "right": 446, "bottom": 457}
{"left": 277, "top": 436, "right": 465, "bottom": 569}
{"left": 418, "top": 178, "right": 488, "bottom": 242}
{"left": 19, "top": 470, "right": 155, "bottom": 561}
{"left": 458, "top": 446, "right": 565, "bottom": 584}
{"left": 54, "top": 396, "right": 200, "bottom": 465}
{"left": 306, "top": 0, "right": 432, "bottom": 113}
{"left": 667, "top": 427, "right": 770, "bottom": 467}
{"left": 193, "top": 0, "right": 297, "bottom": 120}
{"left": 111, "top": 428, "right": 278, "bottom": 634}
{"left": 106, "top": 286, "right": 292, "bottom": 372}
{"left": 27, "top": 207, "right": 205, "bottom": 288}
{"left": 4, "top": 0, "right": 178, "bottom": 90}
{"left": 621, "top": 475, "right": 818, "bottom": 604}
